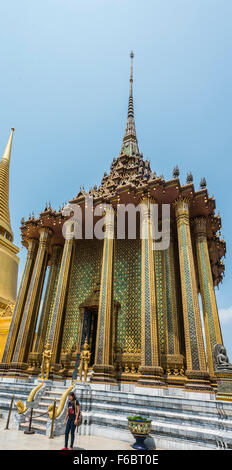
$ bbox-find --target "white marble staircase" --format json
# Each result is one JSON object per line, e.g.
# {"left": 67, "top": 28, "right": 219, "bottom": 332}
{"left": 1, "top": 378, "right": 232, "bottom": 449}
{"left": 19, "top": 384, "right": 68, "bottom": 434}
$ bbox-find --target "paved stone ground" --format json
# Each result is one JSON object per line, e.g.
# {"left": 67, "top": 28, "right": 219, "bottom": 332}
{"left": 0, "top": 419, "right": 134, "bottom": 450}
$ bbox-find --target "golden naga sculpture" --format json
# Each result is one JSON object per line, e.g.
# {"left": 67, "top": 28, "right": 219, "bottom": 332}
{"left": 78, "top": 338, "right": 91, "bottom": 382}
{"left": 41, "top": 343, "right": 52, "bottom": 379}
{"left": 48, "top": 380, "right": 76, "bottom": 419}
{"left": 16, "top": 400, "right": 26, "bottom": 414}
{"left": 16, "top": 379, "right": 45, "bottom": 414}
{"left": 17, "top": 344, "right": 52, "bottom": 414}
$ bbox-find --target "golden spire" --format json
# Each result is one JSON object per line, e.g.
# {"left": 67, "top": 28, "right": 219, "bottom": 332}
{"left": 128, "top": 51, "right": 134, "bottom": 118}
{"left": 2, "top": 128, "right": 14, "bottom": 162}
{"left": 122, "top": 51, "right": 139, "bottom": 155}
{"left": 0, "top": 128, "right": 15, "bottom": 240}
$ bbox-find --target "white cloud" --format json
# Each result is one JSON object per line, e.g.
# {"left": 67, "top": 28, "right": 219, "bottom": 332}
{"left": 219, "top": 306, "right": 232, "bottom": 324}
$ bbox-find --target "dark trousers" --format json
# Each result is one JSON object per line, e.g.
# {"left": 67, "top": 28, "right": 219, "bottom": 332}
{"left": 65, "top": 417, "right": 76, "bottom": 448}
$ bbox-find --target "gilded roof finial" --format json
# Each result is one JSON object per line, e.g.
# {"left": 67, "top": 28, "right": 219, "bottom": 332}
{"left": 128, "top": 51, "right": 134, "bottom": 119}
{"left": 2, "top": 128, "right": 14, "bottom": 162}
{"left": 0, "top": 128, "right": 15, "bottom": 239}
{"left": 130, "top": 51, "right": 134, "bottom": 95}
{"left": 121, "top": 51, "right": 139, "bottom": 155}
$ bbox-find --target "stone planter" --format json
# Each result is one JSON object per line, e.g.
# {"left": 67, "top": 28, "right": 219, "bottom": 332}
{"left": 128, "top": 416, "right": 152, "bottom": 450}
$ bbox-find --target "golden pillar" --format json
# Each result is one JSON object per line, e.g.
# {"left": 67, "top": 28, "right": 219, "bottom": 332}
{"left": 0, "top": 238, "right": 38, "bottom": 370}
{"left": 162, "top": 222, "right": 185, "bottom": 378}
{"left": 47, "top": 236, "right": 74, "bottom": 367}
{"left": 91, "top": 208, "right": 116, "bottom": 384}
{"left": 194, "top": 217, "right": 223, "bottom": 378}
{"left": 137, "top": 197, "right": 164, "bottom": 387}
{"left": 174, "top": 198, "right": 211, "bottom": 391}
{"left": 34, "top": 244, "right": 62, "bottom": 354}
{"left": 10, "top": 227, "right": 52, "bottom": 373}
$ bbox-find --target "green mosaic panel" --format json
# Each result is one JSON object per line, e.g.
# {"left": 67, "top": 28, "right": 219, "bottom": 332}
{"left": 154, "top": 250, "right": 166, "bottom": 354}
{"left": 114, "top": 238, "right": 141, "bottom": 353}
{"left": 164, "top": 249, "right": 174, "bottom": 354}
{"left": 62, "top": 239, "right": 103, "bottom": 350}
{"left": 144, "top": 236, "right": 152, "bottom": 365}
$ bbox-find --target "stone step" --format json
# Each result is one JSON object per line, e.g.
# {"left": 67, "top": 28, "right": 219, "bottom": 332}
{"left": 40, "top": 396, "right": 62, "bottom": 403}
{"left": 37, "top": 400, "right": 60, "bottom": 407}
{"left": 91, "top": 411, "right": 232, "bottom": 449}
{"left": 88, "top": 388, "right": 217, "bottom": 405}
{"left": 0, "top": 380, "right": 33, "bottom": 385}
{"left": 86, "top": 400, "right": 232, "bottom": 431}
{"left": 45, "top": 390, "right": 66, "bottom": 395}
{"left": 0, "top": 379, "right": 33, "bottom": 383}
{"left": 151, "top": 420, "right": 232, "bottom": 448}
{"left": 31, "top": 416, "right": 48, "bottom": 424}
{"left": 87, "top": 395, "right": 221, "bottom": 416}
{"left": 84, "top": 391, "right": 231, "bottom": 418}
{"left": 44, "top": 395, "right": 65, "bottom": 400}
{"left": 37, "top": 402, "right": 51, "bottom": 409}
{"left": 33, "top": 407, "right": 49, "bottom": 414}
{"left": 0, "top": 384, "right": 31, "bottom": 390}
{"left": 80, "top": 397, "right": 205, "bottom": 417}
{"left": 45, "top": 386, "right": 67, "bottom": 392}
{"left": 19, "top": 421, "right": 47, "bottom": 434}
{"left": 0, "top": 392, "right": 29, "bottom": 399}
{"left": 0, "top": 388, "right": 33, "bottom": 395}
{"left": 37, "top": 398, "right": 61, "bottom": 408}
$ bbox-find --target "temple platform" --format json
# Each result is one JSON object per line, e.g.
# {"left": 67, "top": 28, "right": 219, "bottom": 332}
{"left": 0, "top": 418, "right": 133, "bottom": 450}
{"left": 0, "top": 377, "right": 232, "bottom": 450}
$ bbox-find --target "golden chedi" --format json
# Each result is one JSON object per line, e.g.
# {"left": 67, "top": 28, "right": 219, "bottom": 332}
{"left": 0, "top": 128, "right": 19, "bottom": 360}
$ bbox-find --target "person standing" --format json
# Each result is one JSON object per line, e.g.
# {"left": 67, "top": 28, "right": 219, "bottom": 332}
{"left": 62, "top": 392, "right": 80, "bottom": 450}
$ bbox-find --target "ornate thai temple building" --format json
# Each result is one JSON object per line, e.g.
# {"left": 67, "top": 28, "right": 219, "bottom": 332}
{"left": 0, "top": 129, "right": 19, "bottom": 361}
{"left": 0, "top": 54, "right": 227, "bottom": 394}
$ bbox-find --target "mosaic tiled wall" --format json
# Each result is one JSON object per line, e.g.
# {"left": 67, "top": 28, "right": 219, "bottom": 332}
{"left": 61, "top": 239, "right": 103, "bottom": 350}
{"left": 154, "top": 250, "right": 166, "bottom": 355}
{"left": 114, "top": 238, "right": 141, "bottom": 353}
{"left": 164, "top": 248, "right": 175, "bottom": 354}
{"left": 172, "top": 237, "right": 185, "bottom": 356}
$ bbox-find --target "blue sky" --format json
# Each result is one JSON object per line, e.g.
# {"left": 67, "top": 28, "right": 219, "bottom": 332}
{"left": 0, "top": 0, "right": 232, "bottom": 357}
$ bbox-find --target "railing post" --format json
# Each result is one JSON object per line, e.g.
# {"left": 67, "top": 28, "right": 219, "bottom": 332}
{"left": 24, "top": 402, "right": 35, "bottom": 434}
{"left": 49, "top": 399, "right": 56, "bottom": 439}
{"left": 5, "top": 394, "right": 15, "bottom": 430}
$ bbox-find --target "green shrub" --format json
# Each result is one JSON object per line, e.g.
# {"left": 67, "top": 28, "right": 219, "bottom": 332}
{"left": 128, "top": 416, "right": 150, "bottom": 421}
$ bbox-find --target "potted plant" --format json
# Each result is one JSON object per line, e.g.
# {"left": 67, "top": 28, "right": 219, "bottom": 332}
{"left": 127, "top": 416, "right": 152, "bottom": 450}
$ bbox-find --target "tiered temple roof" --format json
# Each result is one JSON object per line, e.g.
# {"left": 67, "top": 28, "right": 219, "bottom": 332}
{"left": 20, "top": 53, "right": 226, "bottom": 286}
